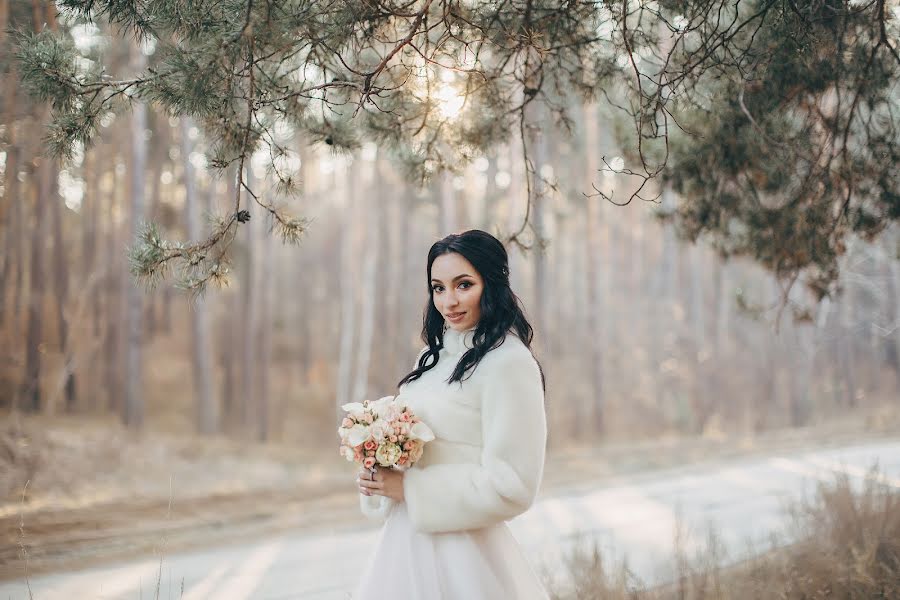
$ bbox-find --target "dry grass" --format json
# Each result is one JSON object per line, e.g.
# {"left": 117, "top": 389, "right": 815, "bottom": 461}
{"left": 547, "top": 467, "right": 900, "bottom": 600}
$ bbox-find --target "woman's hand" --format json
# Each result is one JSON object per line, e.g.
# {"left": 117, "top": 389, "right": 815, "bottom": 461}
{"left": 357, "top": 465, "right": 405, "bottom": 502}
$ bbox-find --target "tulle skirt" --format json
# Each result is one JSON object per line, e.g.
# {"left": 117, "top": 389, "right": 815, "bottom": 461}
{"left": 352, "top": 502, "right": 549, "bottom": 600}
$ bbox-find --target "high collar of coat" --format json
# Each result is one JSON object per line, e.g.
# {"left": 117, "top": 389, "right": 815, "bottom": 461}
{"left": 442, "top": 325, "right": 476, "bottom": 356}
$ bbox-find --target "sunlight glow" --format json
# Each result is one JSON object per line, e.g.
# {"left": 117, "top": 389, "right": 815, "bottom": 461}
{"left": 434, "top": 85, "right": 465, "bottom": 120}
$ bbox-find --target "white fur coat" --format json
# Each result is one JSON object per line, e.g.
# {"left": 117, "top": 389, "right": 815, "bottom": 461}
{"left": 359, "top": 326, "right": 547, "bottom": 533}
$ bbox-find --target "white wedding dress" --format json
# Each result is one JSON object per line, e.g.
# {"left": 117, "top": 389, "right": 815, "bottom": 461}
{"left": 351, "top": 501, "right": 549, "bottom": 599}
{"left": 351, "top": 327, "right": 550, "bottom": 600}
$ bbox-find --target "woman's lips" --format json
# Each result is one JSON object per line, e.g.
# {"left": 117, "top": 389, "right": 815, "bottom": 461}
{"left": 447, "top": 312, "right": 466, "bottom": 322}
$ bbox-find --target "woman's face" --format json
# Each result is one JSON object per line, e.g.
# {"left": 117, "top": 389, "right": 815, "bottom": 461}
{"left": 430, "top": 252, "right": 483, "bottom": 332}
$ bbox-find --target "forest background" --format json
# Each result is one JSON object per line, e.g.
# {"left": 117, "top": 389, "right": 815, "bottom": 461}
{"left": 1, "top": 0, "right": 900, "bottom": 577}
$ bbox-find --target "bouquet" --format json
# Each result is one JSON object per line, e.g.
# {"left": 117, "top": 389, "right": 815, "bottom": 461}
{"left": 338, "top": 395, "right": 435, "bottom": 477}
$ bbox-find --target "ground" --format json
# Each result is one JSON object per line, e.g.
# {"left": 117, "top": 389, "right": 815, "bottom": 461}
{"left": 1, "top": 407, "right": 898, "bottom": 583}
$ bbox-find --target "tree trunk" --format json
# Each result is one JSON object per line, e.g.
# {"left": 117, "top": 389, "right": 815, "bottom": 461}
{"left": 122, "top": 45, "right": 146, "bottom": 428}
{"left": 789, "top": 286, "right": 820, "bottom": 427}
{"left": 1, "top": 139, "right": 20, "bottom": 330}
{"left": 21, "top": 152, "right": 50, "bottom": 412}
{"left": 220, "top": 167, "right": 238, "bottom": 430}
{"left": 525, "top": 100, "right": 548, "bottom": 355}
{"left": 257, "top": 230, "right": 273, "bottom": 442}
{"left": 439, "top": 171, "right": 457, "bottom": 234}
{"left": 295, "top": 248, "right": 311, "bottom": 384}
{"left": 20, "top": 0, "right": 58, "bottom": 407}
{"left": 31, "top": 0, "right": 41, "bottom": 31}
{"left": 0, "top": 0, "right": 18, "bottom": 330}
{"left": 182, "top": 116, "right": 217, "bottom": 434}
{"left": 336, "top": 159, "right": 358, "bottom": 418}
{"left": 12, "top": 167, "right": 26, "bottom": 342}
{"left": 241, "top": 165, "right": 259, "bottom": 436}
{"left": 582, "top": 102, "right": 606, "bottom": 437}
{"left": 377, "top": 159, "right": 400, "bottom": 392}
{"left": 394, "top": 188, "right": 415, "bottom": 384}
{"left": 480, "top": 151, "right": 498, "bottom": 230}
{"left": 351, "top": 152, "right": 379, "bottom": 405}
{"left": 882, "top": 229, "right": 900, "bottom": 375}
{"left": 48, "top": 154, "right": 77, "bottom": 411}
{"left": 144, "top": 159, "right": 163, "bottom": 337}
{"left": 836, "top": 281, "right": 857, "bottom": 408}
{"left": 689, "top": 242, "right": 710, "bottom": 432}
{"left": 104, "top": 160, "right": 122, "bottom": 414}
{"left": 81, "top": 147, "right": 103, "bottom": 339}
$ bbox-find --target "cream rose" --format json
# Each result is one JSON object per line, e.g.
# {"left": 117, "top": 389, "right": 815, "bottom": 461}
{"left": 375, "top": 442, "right": 403, "bottom": 467}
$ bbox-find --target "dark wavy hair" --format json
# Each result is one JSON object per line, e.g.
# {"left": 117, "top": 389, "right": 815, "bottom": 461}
{"left": 397, "top": 229, "right": 545, "bottom": 391}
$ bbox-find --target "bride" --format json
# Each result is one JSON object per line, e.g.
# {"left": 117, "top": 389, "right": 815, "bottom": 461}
{"left": 352, "top": 229, "right": 549, "bottom": 599}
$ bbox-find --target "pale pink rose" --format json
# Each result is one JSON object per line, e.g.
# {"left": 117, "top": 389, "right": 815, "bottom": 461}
{"left": 411, "top": 445, "right": 424, "bottom": 462}
{"left": 341, "top": 418, "right": 353, "bottom": 428}
{"left": 389, "top": 435, "right": 398, "bottom": 443}
{"left": 399, "top": 412, "right": 411, "bottom": 422}
{"left": 398, "top": 455, "right": 408, "bottom": 465}
{"left": 366, "top": 450, "right": 375, "bottom": 457}
{"left": 363, "top": 440, "right": 377, "bottom": 451}
{"left": 403, "top": 441, "right": 414, "bottom": 450}
{"left": 362, "top": 413, "right": 374, "bottom": 424}
{"left": 363, "top": 456, "right": 376, "bottom": 469}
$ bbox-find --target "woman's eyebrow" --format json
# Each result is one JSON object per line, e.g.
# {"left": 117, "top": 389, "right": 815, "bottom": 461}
{"left": 430, "top": 274, "right": 473, "bottom": 283}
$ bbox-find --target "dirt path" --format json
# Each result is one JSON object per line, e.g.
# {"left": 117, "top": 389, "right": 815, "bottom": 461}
{"left": 3, "top": 418, "right": 897, "bottom": 584}
{"left": 2, "top": 485, "right": 361, "bottom": 581}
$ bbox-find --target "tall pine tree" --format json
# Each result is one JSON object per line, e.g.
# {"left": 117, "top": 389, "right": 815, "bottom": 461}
{"left": 12, "top": 0, "right": 900, "bottom": 304}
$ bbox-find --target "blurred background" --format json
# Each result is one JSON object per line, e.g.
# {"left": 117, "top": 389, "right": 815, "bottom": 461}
{"left": 2, "top": 33, "right": 898, "bottom": 449}
{"left": 3, "top": 3, "right": 900, "bottom": 481}
{"left": 1, "top": 1, "right": 899, "bottom": 596}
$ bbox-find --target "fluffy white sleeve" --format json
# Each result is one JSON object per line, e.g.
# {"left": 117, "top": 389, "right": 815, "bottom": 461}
{"left": 359, "top": 493, "right": 395, "bottom": 523}
{"left": 401, "top": 345, "right": 547, "bottom": 533}
{"left": 358, "top": 345, "right": 429, "bottom": 524}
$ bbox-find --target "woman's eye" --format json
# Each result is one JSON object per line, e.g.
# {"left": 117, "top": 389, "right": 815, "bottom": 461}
{"left": 459, "top": 281, "right": 471, "bottom": 289}
{"left": 432, "top": 286, "right": 443, "bottom": 293}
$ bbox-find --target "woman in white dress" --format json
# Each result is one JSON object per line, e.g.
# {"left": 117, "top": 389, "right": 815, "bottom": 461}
{"left": 352, "top": 229, "right": 549, "bottom": 599}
